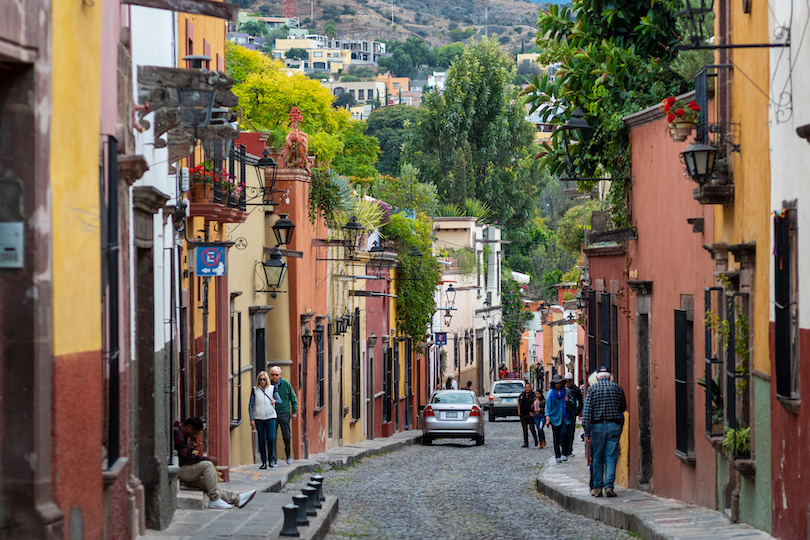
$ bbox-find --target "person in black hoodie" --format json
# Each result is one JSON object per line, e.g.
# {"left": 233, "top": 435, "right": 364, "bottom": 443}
{"left": 517, "top": 382, "right": 539, "bottom": 448}
{"left": 564, "top": 372, "right": 583, "bottom": 456}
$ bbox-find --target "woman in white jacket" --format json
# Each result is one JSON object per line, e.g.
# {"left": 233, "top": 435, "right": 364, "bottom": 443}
{"left": 249, "top": 371, "right": 282, "bottom": 468}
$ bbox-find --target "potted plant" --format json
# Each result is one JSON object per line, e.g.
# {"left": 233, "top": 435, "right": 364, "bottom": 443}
{"left": 662, "top": 96, "right": 701, "bottom": 142}
{"left": 722, "top": 426, "right": 751, "bottom": 459}
{"left": 282, "top": 106, "right": 310, "bottom": 170}
{"left": 189, "top": 161, "right": 218, "bottom": 202}
{"left": 698, "top": 374, "right": 724, "bottom": 435}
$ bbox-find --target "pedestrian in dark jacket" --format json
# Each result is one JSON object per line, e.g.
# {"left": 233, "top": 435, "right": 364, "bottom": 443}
{"left": 564, "top": 372, "right": 583, "bottom": 456}
{"left": 518, "top": 382, "right": 539, "bottom": 448}
{"left": 270, "top": 367, "right": 298, "bottom": 465}
{"left": 582, "top": 366, "right": 627, "bottom": 498}
{"left": 545, "top": 374, "right": 572, "bottom": 462}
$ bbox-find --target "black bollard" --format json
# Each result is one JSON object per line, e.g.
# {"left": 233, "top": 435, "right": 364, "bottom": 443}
{"left": 310, "top": 475, "right": 326, "bottom": 501}
{"left": 291, "top": 495, "right": 310, "bottom": 526}
{"left": 301, "top": 487, "right": 318, "bottom": 516}
{"left": 306, "top": 481, "right": 323, "bottom": 508}
{"left": 279, "top": 504, "right": 300, "bottom": 537}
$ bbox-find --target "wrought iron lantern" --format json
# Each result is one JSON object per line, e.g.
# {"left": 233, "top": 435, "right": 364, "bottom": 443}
{"left": 407, "top": 247, "right": 423, "bottom": 276}
{"left": 445, "top": 284, "right": 457, "bottom": 307}
{"left": 444, "top": 311, "right": 453, "bottom": 327}
{"left": 314, "top": 323, "right": 324, "bottom": 344}
{"left": 335, "top": 316, "right": 348, "bottom": 335}
{"left": 681, "top": 142, "right": 717, "bottom": 184}
{"left": 558, "top": 334, "right": 564, "bottom": 348}
{"left": 176, "top": 87, "right": 216, "bottom": 129}
{"left": 560, "top": 107, "right": 595, "bottom": 181}
{"left": 496, "top": 322, "right": 504, "bottom": 333}
{"left": 202, "top": 138, "right": 233, "bottom": 162}
{"left": 272, "top": 213, "right": 295, "bottom": 246}
{"left": 343, "top": 216, "right": 365, "bottom": 254}
{"left": 368, "top": 332, "right": 378, "bottom": 348}
{"left": 345, "top": 311, "right": 354, "bottom": 328}
{"left": 262, "top": 247, "right": 287, "bottom": 299}
{"left": 301, "top": 327, "right": 313, "bottom": 350}
{"left": 256, "top": 150, "right": 279, "bottom": 205}
{"left": 679, "top": 0, "right": 715, "bottom": 47}
{"left": 576, "top": 289, "right": 588, "bottom": 310}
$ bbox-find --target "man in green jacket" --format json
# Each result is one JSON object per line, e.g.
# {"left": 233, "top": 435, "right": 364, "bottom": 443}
{"left": 270, "top": 366, "right": 298, "bottom": 465}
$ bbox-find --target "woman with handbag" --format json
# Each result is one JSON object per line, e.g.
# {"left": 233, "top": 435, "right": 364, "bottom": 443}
{"left": 544, "top": 374, "right": 572, "bottom": 462}
{"left": 249, "top": 371, "right": 282, "bottom": 469}
{"left": 533, "top": 390, "right": 547, "bottom": 449}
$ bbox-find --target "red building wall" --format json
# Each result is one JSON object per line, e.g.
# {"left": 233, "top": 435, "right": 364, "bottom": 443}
{"left": 624, "top": 114, "right": 716, "bottom": 506}
{"left": 770, "top": 325, "right": 810, "bottom": 539}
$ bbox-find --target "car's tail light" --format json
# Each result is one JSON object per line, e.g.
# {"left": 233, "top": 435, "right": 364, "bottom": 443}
{"left": 469, "top": 406, "right": 481, "bottom": 417}
{"left": 423, "top": 405, "right": 434, "bottom": 416}
{"left": 489, "top": 394, "right": 494, "bottom": 402}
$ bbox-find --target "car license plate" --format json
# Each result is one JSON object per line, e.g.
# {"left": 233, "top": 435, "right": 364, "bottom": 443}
{"left": 504, "top": 398, "right": 516, "bottom": 403}
{"left": 445, "top": 411, "right": 459, "bottom": 419}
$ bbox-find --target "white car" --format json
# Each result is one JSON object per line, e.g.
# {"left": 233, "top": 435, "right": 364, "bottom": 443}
{"left": 486, "top": 380, "right": 526, "bottom": 421}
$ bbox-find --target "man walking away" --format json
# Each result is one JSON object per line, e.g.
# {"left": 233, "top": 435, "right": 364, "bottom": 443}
{"left": 564, "top": 372, "right": 583, "bottom": 456}
{"left": 270, "top": 367, "right": 298, "bottom": 465}
{"left": 174, "top": 417, "right": 256, "bottom": 509}
{"left": 517, "top": 382, "right": 539, "bottom": 448}
{"left": 582, "top": 366, "right": 627, "bottom": 498}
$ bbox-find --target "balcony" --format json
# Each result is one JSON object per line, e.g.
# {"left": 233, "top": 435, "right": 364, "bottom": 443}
{"left": 187, "top": 181, "right": 247, "bottom": 224}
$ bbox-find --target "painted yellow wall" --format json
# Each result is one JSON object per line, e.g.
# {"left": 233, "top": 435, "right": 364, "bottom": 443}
{"left": 178, "top": 11, "right": 226, "bottom": 68}
{"left": 51, "top": 0, "right": 103, "bottom": 356}
{"left": 714, "top": 0, "right": 771, "bottom": 374}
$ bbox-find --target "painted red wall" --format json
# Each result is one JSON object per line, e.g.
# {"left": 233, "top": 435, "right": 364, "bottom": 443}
{"left": 52, "top": 350, "right": 104, "bottom": 539}
{"left": 364, "top": 267, "right": 392, "bottom": 438}
{"left": 277, "top": 168, "right": 328, "bottom": 457}
{"left": 770, "top": 325, "right": 810, "bottom": 539}
{"left": 625, "top": 114, "right": 716, "bottom": 507}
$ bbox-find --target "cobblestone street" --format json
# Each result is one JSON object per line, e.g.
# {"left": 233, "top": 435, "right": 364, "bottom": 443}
{"left": 283, "top": 418, "right": 632, "bottom": 540}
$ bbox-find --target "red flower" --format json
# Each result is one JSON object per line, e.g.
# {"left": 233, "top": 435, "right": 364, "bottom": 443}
{"left": 667, "top": 112, "right": 676, "bottom": 122}
{"left": 675, "top": 108, "right": 685, "bottom": 117}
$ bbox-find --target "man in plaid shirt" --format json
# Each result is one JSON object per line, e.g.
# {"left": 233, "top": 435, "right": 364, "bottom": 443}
{"left": 582, "top": 366, "right": 626, "bottom": 498}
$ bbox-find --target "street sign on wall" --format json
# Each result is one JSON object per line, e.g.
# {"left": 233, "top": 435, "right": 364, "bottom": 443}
{"left": 435, "top": 333, "right": 447, "bottom": 346}
{"left": 195, "top": 244, "right": 227, "bottom": 276}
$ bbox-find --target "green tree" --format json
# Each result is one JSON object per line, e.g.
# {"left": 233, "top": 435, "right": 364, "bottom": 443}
{"left": 225, "top": 41, "right": 279, "bottom": 85}
{"left": 555, "top": 204, "right": 593, "bottom": 256}
{"left": 501, "top": 276, "right": 533, "bottom": 356}
{"left": 370, "top": 164, "right": 439, "bottom": 216}
{"left": 365, "top": 104, "right": 419, "bottom": 176}
{"left": 285, "top": 47, "right": 309, "bottom": 60}
{"left": 333, "top": 92, "right": 357, "bottom": 109}
{"left": 324, "top": 20, "right": 337, "bottom": 38}
{"left": 238, "top": 19, "right": 269, "bottom": 37}
{"left": 331, "top": 121, "right": 380, "bottom": 178}
{"left": 435, "top": 42, "right": 464, "bottom": 68}
{"left": 403, "top": 36, "right": 539, "bottom": 234}
{"left": 522, "top": 0, "right": 689, "bottom": 227}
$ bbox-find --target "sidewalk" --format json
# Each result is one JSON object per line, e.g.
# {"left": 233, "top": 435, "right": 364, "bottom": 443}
{"left": 536, "top": 435, "right": 776, "bottom": 540}
{"left": 142, "top": 430, "right": 422, "bottom": 540}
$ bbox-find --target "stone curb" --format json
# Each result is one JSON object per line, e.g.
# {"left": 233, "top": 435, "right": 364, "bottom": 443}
{"left": 535, "top": 454, "right": 776, "bottom": 540}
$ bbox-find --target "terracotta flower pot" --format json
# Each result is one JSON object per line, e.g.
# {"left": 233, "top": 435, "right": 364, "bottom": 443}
{"left": 189, "top": 182, "right": 213, "bottom": 203}
{"left": 670, "top": 121, "right": 696, "bottom": 142}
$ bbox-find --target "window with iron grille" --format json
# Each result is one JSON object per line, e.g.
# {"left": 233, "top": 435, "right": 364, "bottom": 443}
{"left": 383, "top": 346, "right": 392, "bottom": 423}
{"left": 674, "top": 308, "right": 694, "bottom": 457}
{"left": 316, "top": 325, "right": 325, "bottom": 408}
{"left": 230, "top": 306, "right": 243, "bottom": 425}
{"left": 454, "top": 333, "right": 459, "bottom": 369}
{"left": 724, "top": 292, "right": 750, "bottom": 456}
{"left": 351, "top": 309, "right": 361, "bottom": 421}
{"left": 587, "top": 291, "right": 598, "bottom": 373}
{"left": 774, "top": 207, "right": 799, "bottom": 401}
{"left": 703, "top": 288, "right": 724, "bottom": 435}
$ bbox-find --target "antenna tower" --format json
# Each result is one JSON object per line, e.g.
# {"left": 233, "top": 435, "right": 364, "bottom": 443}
{"left": 283, "top": 0, "right": 300, "bottom": 28}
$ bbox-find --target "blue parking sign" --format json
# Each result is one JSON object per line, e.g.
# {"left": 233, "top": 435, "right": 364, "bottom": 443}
{"left": 196, "top": 245, "right": 227, "bottom": 276}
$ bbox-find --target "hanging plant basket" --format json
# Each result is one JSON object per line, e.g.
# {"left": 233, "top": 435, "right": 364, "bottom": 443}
{"left": 670, "top": 121, "right": 696, "bottom": 142}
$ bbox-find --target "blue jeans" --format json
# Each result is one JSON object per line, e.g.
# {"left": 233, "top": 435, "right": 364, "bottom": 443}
{"left": 534, "top": 415, "right": 545, "bottom": 443}
{"left": 591, "top": 422, "right": 622, "bottom": 489}
{"left": 255, "top": 419, "right": 277, "bottom": 465}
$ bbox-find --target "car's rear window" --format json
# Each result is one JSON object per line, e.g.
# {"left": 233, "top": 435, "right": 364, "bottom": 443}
{"left": 431, "top": 392, "right": 476, "bottom": 404}
{"left": 493, "top": 382, "right": 525, "bottom": 394}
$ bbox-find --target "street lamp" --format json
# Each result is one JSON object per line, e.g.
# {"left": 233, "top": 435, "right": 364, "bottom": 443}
{"left": 681, "top": 142, "right": 717, "bottom": 184}
{"left": 262, "top": 247, "right": 287, "bottom": 299}
{"left": 301, "top": 327, "right": 313, "bottom": 351}
{"left": 256, "top": 150, "right": 279, "bottom": 205}
{"left": 558, "top": 334, "right": 564, "bottom": 348}
{"left": 444, "top": 311, "right": 453, "bottom": 327}
{"left": 272, "top": 213, "right": 295, "bottom": 246}
{"left": 679, "top": 0, "right": 715, "bottom": 47}
{"left": 343, "top": 216, "right": 365, "bottom": 256}
{"left": 445, "top": 284, "right": 457, "bottom": 307}
{"left": 560, "top": 107, "right": 595, "bottom": 181}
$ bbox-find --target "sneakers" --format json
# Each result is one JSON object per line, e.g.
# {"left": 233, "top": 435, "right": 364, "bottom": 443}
{"left": 259, "top": 463, "right": 267, "bottom": 470}
{"left": 238, "top": 490, "right": 256, "bottom": 508}
{"left": 556, "top": 458, "right": 562, "bottom": 463}
{"left": 605, "top": 487, "right": 616, "bottom": 498}
{"left": 561, "top": 455, "right": 568, "bottom": 462}
{"left": 590, "top": 488, "right": 603, "bottom": 497}
{"left": 271, "top": 460, "right": 278, "bottom": 467}
{"left": 209, "top": 498, "right": 233, "bottom": 509}
{"left": 286, "top": 456, "right": 292, "bottom": 465}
